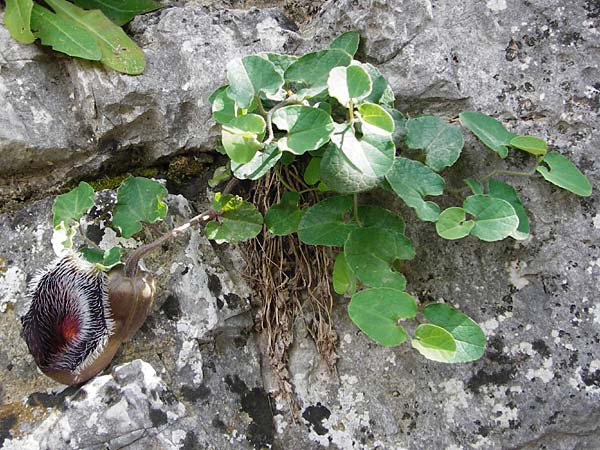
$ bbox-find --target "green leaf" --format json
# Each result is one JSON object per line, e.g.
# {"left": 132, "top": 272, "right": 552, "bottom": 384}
{"left": 387, "top": 108, "right": 407, "bottom": 146}
{"left": 112, "top": 177, "right": 168, "bottom": 238}
{"left": 488, "top": 179, "right": 530, "bottom": 240}
{"left": 510, "top": 135, "right": 547, "bottom": 156}
{"left": 358, "top": 103, "right": 394, "bottom": 135}
{"left": 70, "top": 0, "right": 161, "bottom": 26}
{"left": 101, "top": 246, "right": 123, "bottom": 267}
{"left": 385, "top": 157, "right": 445, "bottom": 222}
{"left": 210, "top": 192, "right": 243, "bottom": 212}
{"left": 423, "top": 304, "right": 486, "bottom": 363}
{"left": 344, "top": 227, "right": 414, "bottom": 291}
{"left": 406, "top": 116, "right": 464, "bottom": 172}
{"left": 265, "top": 192, "right": 304, "bottom": 236}
{"left": 80, "top": 247, "right": 104, "bottom": 264}
{"left": 80, "top": 246, "right": 122, "bottom": 269}
{"left": 205, "top": 201, "right": 263, "bottom": 244}
{"left": 222, "top": 114, "right": 266, "bottom": 164}
{"left": 284, "top": 49, "right": 352, "bottom": 93}
{"left": 304, "top": 157, "right": 322, "bottom": 185}
{"left": 272, "top": 105, "right": 334, "bottom": 155}
{"left": 357, "top": 205, "right": 405, "bottom": 234}
{"left": 435, "top": 207, "right": 474, "bottom": 240}
{"left": 536, "top": 152, "right": 592, "bottom": 197}
{"left": 52, "top": 181, "right": 95, "bottom": 228}
{"left": 209, "top": 86, "right": 237, "bottom": 125}
{"left": 411, "top": 324, "right": 457, "bottom": 362}
{"left": 226, "top": 55, "right": 284, "bottom": 109}
{"left": 208, "top": 165, "right": 231, "bottom": 188}
{"left": 260, "top": 52, "right": 298, "bottom": 75}
{"left": 329, "top": 31, "right": 360, "bottom": 57}
{"left": 459, "top": 112, "right": 516, "bottom": 158}
{"left": 297, "top": 196, "right": 358, "bottom": 246}
{"left": 43, "top": 0, "right": 145, "bottom": 74}
{"left": 463, "top": 194, "right": 519, "bottom": 242}
{"left": 231, "top": 143, "right": 281, "bottom": 180}
{"left": 4, "top": 0, "right": 35, "bottom": 43}
{"left": 327, "top": 65, "right": 372, "bottom": 108}
{"left": 30, "top": 4, "right": 102, "bottom": 60}
{"left": 464, "top": 178, "right": 484, "bottom": 195}
{"left": 348, "top": 288, "right": 417, "bottom": 346}
{"left": 362, "top": 63, "right": 394, "bottom": 106}
{"left": 332, "top": 253, "right": 357, "bottom": 296}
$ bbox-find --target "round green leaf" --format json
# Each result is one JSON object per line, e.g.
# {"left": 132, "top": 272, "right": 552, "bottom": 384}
{"left": 411, "top": 324, "right": 457, "bottom": 362}
{"left": 459, "top": 112, "right": 516, "bottom": 159}
{"left": 332, "top": 253, "right": 357, "bottom": 296}
{"left": 222, "top": 114, "right": 266, "bottom": 164}
{"left": 209, "top": 85, "right": 236, "bottom": 125}
{"left": 327, "top": 65, "right": 372, "bottom": 108}
{"left": 297, "top": 196, "right": 358, "bottom": 246}
{"left": 231, "top": 143, "right": 281, "bottom": 180}
{"left": 463, "top": 194, "right": 519, "bottom": 242}
{"left": 272, "top": 105, "right": 334, "bottom": 155}
{"left": 344, "top": 227, "right": 414, "bottom": 291}
{"left": 536, "top": 151, "right": 592, "bottom": 197}
{"left": 205, "top": 201, "right": 263, "bottom": 244}
{"left": 52, "top": 181, "right": 95, "bottom": 228}
{"left": 423, "top": 304, "right": 486, "bottom": 363}
{"left": 284, "top": 49, "right": 352, "bottom": 91}
{"left": 357, "top": 205, "right": 405, "bottom": 234}
{"left": 488, "top": 179, "right": 530, "bottom": 240}
{"left": 385, "top": 157, "right": 444, "bottom": 222}
{"left": 329, "top": 31, "right": 360, "bottom": 57}
{"left": 406, "top": 116, "right": 464, "bottom": 172}
{"left": 348, "top": 288, "right": 417, "bottom": 346}
{"left": 265, "top": 192, "right": 304, "bottom": 236}
{"left": 112, "top": 177, "right": 168, "bottom": 238}
{"left": 510, "top": 135, "right": 547, "bottom": 156}
{"left": 358, "top": 103, "right": 394, "bottom": 135}
{"left": 226, "top": 55, "right": 284, "bottom": 109}
{"left": 435, "top": 207, "right": 474, "bottom": 240}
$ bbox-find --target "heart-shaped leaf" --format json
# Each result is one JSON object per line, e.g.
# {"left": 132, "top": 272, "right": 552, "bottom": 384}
{"left": 510, "top": 135, "right": 547, "bottom": 156}
{"left": 536, "top": 151, "right": 592, "bottom": 197}
{"left": 406, "top": 116, "right": 464, "bottom": 171}
{"left": 284, "top": 49, "right": 352, "bottom": 93}
{"left": 327, "top": 65, "right": 372, "bottom": 107}
{"left": 80, "top": 246, "right": 122, "bottom": 269}
{"left": 357, "top": 205, "right": 405, "bottom": 234}
{"left": 265, "top": 192, "right": 304, "bottom": 236}
{"left": 231, "top": 143, "right": 281, "bottom": 180}
{"left": 435, "top": 207, "right": 474, "bottom": 240}
{"left": 488, "top": 179, "right": 529, "bottom": 240}
{"left": 463, "top": 194, "right": 519, "bottom": 242}
{"left": 52, "top": 181, "right": 95, "bottom": 228}
{"left": 272, "top": 105, "right": 334, "bottom": 155}
{"left": 222, "top": 114, "right": 266, "bottom": 164}
{"left": 226, "top": 55, "right": 284, "bottom": 109}
{"left": 297, "top": 196, "right": 357, "bottom": 246}
{"left": 348, "top": 288, "right": 417, "bottom": 346}
{"left": 459, "top": 112, "right": 516, "bottom": 158}
{"left": 205, "top": 201, "right": 263, "bottom": 244}
{"left": 411, "top": 324, "right": 457, "bottom": 362}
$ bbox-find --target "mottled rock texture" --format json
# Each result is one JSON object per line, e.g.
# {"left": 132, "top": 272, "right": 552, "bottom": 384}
{"left": 1, "top": 0, "right": 600, "bottom": 449}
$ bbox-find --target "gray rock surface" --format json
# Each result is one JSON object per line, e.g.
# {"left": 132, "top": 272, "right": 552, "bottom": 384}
{"left": 1, "top": 0, "right": 600, "bottom": 449}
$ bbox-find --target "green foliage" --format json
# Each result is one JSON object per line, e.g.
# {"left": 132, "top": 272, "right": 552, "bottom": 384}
{"left": 80, "top": 246, "right": 122, "bottom": 269}
{"left": 197, "top": 31, "right": 592, "bottom": 364}
{"left": 52, "top": 181, "right": 95, "bottom": 228}
{"left": 205, "top": 193, "right": 263, "bottom": 243}
{"left": 3, "top": 0, "right": 158, "bottom": 74}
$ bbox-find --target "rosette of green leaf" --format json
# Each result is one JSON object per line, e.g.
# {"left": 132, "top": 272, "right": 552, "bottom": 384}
{"left": 297, "top": 196, "right": 358, "bottom": 246}
{"left": 459, "top": 112, "right": 516, "bottom": 158}
{"left": 205, "top": 195, "right": 263, "bottom": 244}
{"left": 348, "top": 288, "right": 417, "bottom": 346}
{"left": 321, "top": 128, "right": 395, "bottom": 193}
{"left": 509, "top": 135, "right": 547, "bottom": 156}
{"left": 70, "top": 0, "right": 161, "bottom": 26}
{"left": 4, "top": 0, "right": 35, "bottom": 43}
{"left": 344, "top": 227, "right": 415, "bottom": 291}
{"left": 327, "top": 65, "right": 372, "bottom": 108}
{"left": 209, "top": 86, "right": 236, "bottom": 125}
{"left": 53, "top": 181, "right": 95, "bottom": 228}
{"left": 423, "top": 304, "right": 486, "bottom": 363}
{"left": 463, "top": 194, "right": 519, "bottom": 242}
{"left": 304, "top": 157, "right": 322, "bottom": 185}
{"left": 405, "top": 116, "right": 464, "bottom": 172}
{"left": 536, "top": 152, "right": 592, "bottom": 196}
{"left": 411, "top": 324, "right": 457, "bottom": 362}
{"left": 357, "top": 205, "right": 405, "bottom": 234}
{"left": 265, "top": 192, "right": 304, "bottom": 236}
{"left": 284, "top": 49, "right": 352, "bottom": 98}
{"left": 231, "top": 143, "right": 281, "bottom": 180}
{"left": 329, "top": 31, "right": 360, "bottom": 57}
{"left": 488, "top": 179, "right": 529, "bottom": 240}
{"left": 80, "top": 246, "right": 122, "bottom": 269}
{"left": 362, "top": 64, "right": 395, "bottom": 106}
{"left": 272, "top": 105, "right": 334, "bottom": 155}
{"left": 435, "top": 207, "right": 474, "bottom": 240}
{"left": 259, "top": 53, "right": 298, "bottom": 76}
{"left": 357, "top": 103, "right": 394, "bottom": 136}
{"left": 112, "top": 177, "right": 168, "bottom": 238}
{"left": 43, "top": 0, "right": 145, "bottom": 74}
{"left": 226, "top": 55, "right": 284, "bottom": 109}
{"left": 332, "top": 253, "right": 357, "bottom": 295}
{"left": 385, "top": 157, "right": 445, "bottom": 222}
{"left": 221, "top": 114, "right": 266, "bottom": 164}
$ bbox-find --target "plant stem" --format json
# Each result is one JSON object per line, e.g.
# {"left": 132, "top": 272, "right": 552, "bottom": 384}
{"left": 274, "top": 165, "right": 296, "bottom": 192}
{"left": 480, "top": 166, "right": 538, "bottom": 181}
{"left": 256, "top": 96, "right": 267, "bottom": 117}
{"left": 264, "top": 96, "right": 301, "bottom": 145}
{"left": 353, "top": 194, "right": 362, "bottom": 226}
{"left": 348, "top": 100, "right": 354, "bottom": 121}
{"left": 124, "top": 209, "right": 221, "bottom": 277}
